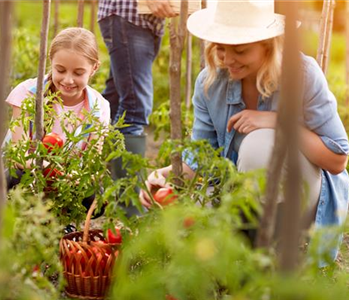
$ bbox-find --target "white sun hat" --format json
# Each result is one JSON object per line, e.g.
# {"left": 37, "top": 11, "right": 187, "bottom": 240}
{"left": 187, "top": 0, "right": 286, "bottom": 45}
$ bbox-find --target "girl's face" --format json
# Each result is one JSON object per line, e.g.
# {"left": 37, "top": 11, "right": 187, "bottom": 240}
{"left": 216, "top": 42, "right": 267, "bottom": 81}
{"left": 51, "top": 49, "right": 97, "bottom": 105}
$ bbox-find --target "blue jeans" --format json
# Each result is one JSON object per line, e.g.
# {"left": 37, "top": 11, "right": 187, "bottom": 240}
{"left": 99, "top": 15, "right": 162, "bottom": 135}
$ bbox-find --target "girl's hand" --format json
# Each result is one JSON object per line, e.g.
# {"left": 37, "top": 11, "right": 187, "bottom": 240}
{"left": 145, "top": 0, "right": 177, "bottom": 18}
{"left": 139, "top": 168, "right": 171, "bottom": 208}
{"left": 227, "top": 110, "right": 277, "bottom": 134}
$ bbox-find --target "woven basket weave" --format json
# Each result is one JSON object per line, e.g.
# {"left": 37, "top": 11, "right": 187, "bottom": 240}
{"left": 59, "top": 200, "right": 120, "bottom": 300}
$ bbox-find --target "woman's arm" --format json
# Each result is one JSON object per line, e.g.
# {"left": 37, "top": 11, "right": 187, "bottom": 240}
{"left": 300, "top": 126, "right": 348, "bottom": 175}
{"left": 226, "top": 109, "right": 347, "bottom": 174}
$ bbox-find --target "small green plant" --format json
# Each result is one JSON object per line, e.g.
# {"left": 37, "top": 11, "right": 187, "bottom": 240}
{"left": 0, "top": 188, "right": 63, "bottom": 300}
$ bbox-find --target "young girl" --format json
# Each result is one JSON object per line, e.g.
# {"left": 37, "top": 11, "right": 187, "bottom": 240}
{"left": 140, "top": 1, "right": 349, "bottom": 261}
{"left": 6, "top": 27, "right": 110, "bottom": 147}
{"left": 5, "top": 27, "right": 111, "bottom": 218}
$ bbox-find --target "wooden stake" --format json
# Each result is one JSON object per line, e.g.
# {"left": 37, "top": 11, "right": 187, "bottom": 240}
{"left": 278, "top": 1, "right": 302, "bottom": 272}
{"left": 35, "top": 0, "right": 51, "bottom": 169}
{"left": 322, "top": 0, "right": 335, "bottom": 75}
{"left": 53, "top": 0, "right": 59, "bottom": 37}
{"left": 0, "top": 1, "right": 13, "bottom": 244}
{"left": 169, "top": 0, "right": 188, "bottom": 185}
{"left": 316, "top": 0, "right": 335, "bottom": 74}
{"left": 77, "top": 0, "right": 84, "bottom": 27}
{"left": 185, "top": 32, "right": 192, "bottom": 110}
{"left": 90, "top": 0, "right": 97, "bottom": 34}
{"left": 257, "top": 2, "right": 303, "bottom": 269}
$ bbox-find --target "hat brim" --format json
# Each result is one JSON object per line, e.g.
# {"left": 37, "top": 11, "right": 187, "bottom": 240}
{"left": 187, "top": 8, "right": 287, "bottom": 45}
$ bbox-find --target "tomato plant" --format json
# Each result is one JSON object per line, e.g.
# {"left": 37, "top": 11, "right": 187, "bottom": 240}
{"left": 153, "top": 187, "right": 178, "bottom": 206}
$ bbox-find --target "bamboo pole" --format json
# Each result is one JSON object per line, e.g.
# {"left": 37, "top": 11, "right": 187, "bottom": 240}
{"left": 53, "top": 0, "right": 59, "bottom": 37}
{"left": 77, "top": 0, "right": 84, "bottom": 27}
{"left": 316, "top": 0, "right": 335, "bottom": 74}
{"left": 35, "top": 0, "right": 51, "bottom": 170}
{"left": 90, "top": 0, "right": 97, "bottom": 34}
{"left": 257, "top": 2, "right": 302, "bottom": 264}
{"left": 322, "top": 0, "right": 335, "bottom": 75}
{"left": 169, "top": 0, "right": 188, "bottom": 185}
{"left": 199, "top": 0, "right": 207, "bottom": 70}
{"left": 0, "top": 1, "right": 13, "bottom": 245}
{"left": 345, "top": 1, "right": 349, "bottom": 106}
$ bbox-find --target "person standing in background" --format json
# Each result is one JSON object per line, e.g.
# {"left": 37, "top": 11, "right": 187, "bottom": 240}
{"left": 98, "top": 0, "right": 176, "bottom": 215}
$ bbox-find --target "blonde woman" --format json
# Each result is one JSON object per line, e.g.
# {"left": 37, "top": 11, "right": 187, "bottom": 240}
{"left": 140, "top": 1, "right": 349, "bottom": 261}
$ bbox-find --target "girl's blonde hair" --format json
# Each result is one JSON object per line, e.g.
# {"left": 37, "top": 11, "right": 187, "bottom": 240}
{"left": 49, "top": 27, "right": 100, "bottom": 67}
{"left": 204, "top": 36, "right": 284, "bottom": 99}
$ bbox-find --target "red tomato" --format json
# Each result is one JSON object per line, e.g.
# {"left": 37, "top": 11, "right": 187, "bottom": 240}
{"left": 153, "top": 187, "right": 178, "bottom": 206}
{"left": 76, "top": 250, "right": 87, "bottom": 271}
{"left": 42, "top": 132, "right": 64, "bottom": 152}
{"left": 107, "top": 227, "right": 122, "bottom": 244}
{"left": 183, "top": 217, "right": 195, "bottom": 228}
{"left": 43, "top": 167, "right": 63, "bottom": 178}
{"left": 166, "top": 295, "right": 178, "bottom": 300}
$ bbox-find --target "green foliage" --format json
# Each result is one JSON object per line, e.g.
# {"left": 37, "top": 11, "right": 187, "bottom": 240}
{"left": 0, "top": 189, "right": 63, "bottom": 300}
{"left": 3, "top": 93, "right": 125, "bottom": 226}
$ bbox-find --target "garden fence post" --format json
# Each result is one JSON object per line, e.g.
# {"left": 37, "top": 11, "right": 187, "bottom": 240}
{"left": 169, "top": 0, "right": 188, "bottom": 185}
{"left": 199, "top": 0, "right": 207, "bottom": 71}
{"left": 316, "top": 0, "right": 335, "bottom": 74}
{"left": 90, "top": 0, "right": 97, "bottom": 33}
{"left": 53, "top": 0, "right": 59, "bottom": 36}
{"left": 77, "top": 0, "right": 84, "bottom": 27}
{"left": 345, "top": 1, "right": 349, "bottom": 106}
{"left": 0, "top": 1, "right": 13, "bottom": 242}
{"left": 35, "top": 0, "right": 51, "bottom": 170}
{"left": 256, "top": 1, "right": 302, "bottom": 263}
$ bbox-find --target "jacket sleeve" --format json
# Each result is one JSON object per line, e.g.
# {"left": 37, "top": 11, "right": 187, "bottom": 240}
{"left": 302, "top": 55, "right": 349, "bottom": 155}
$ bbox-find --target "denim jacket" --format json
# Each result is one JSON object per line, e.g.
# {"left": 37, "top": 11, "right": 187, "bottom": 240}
{"left": 184, "top": 54, "right": 349, "bottom": 261}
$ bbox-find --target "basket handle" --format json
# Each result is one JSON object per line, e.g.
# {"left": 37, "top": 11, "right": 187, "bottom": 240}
{"left": 82, "top": 198, "right": 97, "bottom": 243}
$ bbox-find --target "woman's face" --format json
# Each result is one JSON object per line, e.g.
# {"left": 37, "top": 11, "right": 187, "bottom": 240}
{"left": 51, "top": 49, "right": 96, "bottom": 105}
{"left": 216, "top": 42, "right": 267, "bottom": 81}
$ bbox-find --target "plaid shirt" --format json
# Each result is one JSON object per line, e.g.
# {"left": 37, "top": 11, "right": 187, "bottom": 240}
{"left": 98, "top": 0, "right": 165, "bottom": 36}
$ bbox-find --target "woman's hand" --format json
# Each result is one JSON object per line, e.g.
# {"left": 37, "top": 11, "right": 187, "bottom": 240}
{"left": 227, "top": 110, "right": 277, "bottom": 134}
{"left": 145, "top": 0, "right": 177, "bottom": 18}
{"left": 139, "top": 167, "right": 172, "bottom": 208}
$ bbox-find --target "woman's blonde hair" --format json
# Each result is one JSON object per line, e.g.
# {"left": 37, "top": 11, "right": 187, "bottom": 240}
{"left": 49, "top": 27, "right": 100, "bottom": 67}
{"left": 204, "top": 36, "right": 284, "bottom": 99}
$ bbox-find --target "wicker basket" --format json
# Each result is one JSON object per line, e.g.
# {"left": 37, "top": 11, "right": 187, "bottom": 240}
{"left": 59, "top": 200, "right": 120, "bottom": 300}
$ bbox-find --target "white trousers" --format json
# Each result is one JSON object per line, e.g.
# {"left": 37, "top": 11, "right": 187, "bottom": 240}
{"left": 237, "top": 129, "right": 321, "bottom": 228}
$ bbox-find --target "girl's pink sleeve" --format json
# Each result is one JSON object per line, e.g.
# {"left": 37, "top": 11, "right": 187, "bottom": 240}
{"left": 99, "top": 98, "right": 111, "bottom": 126}
{"left": 6, "top": 79, "right": 34, "bottom": 107}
